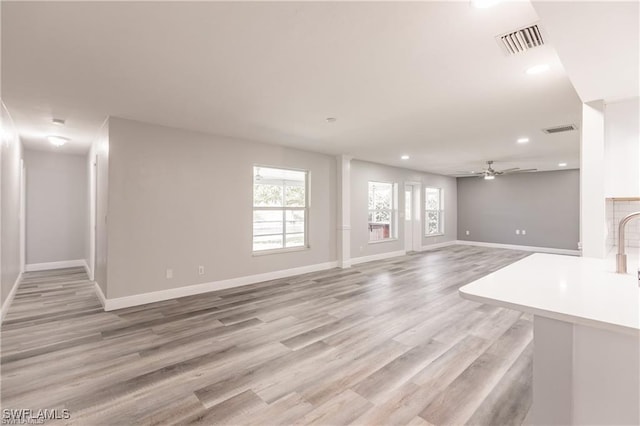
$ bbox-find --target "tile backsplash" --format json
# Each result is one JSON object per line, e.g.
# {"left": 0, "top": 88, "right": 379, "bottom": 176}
{"left": 606, "top": 199, "right": 640, "bottom": 250}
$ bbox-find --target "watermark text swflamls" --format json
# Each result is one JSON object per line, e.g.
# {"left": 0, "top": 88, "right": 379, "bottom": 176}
{"left": 2, "top": 409, "right": 70, "bottom": 424}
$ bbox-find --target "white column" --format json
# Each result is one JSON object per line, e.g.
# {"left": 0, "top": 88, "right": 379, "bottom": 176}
{"left": 580, "top": 101, "right": 606, "bottom": 258}
{"left": 337, "top": 155, "right": 352, "bottom": 268}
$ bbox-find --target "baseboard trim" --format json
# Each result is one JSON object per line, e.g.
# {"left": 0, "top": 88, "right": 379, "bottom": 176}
{"left": 420, "top": 240, "right": 457, "bottom": 251}
{"left": 82, "top": 259, "right": 91, "bottom": 277}
{"left": 1, "top": 272, "right": 22, "bottom": 324}
{"left": 25, "top": 259, "right": 87, "bottom": 272}
{"left": 94, "top": 282, "right": 106, "bottom": 308}
{"left": 455, "top": 240, "right": 581, "bottom": 256}
{"left": 103, "top": 261, "right": 339, "bottom": 311}
{"left": 350, "top": 250, "right": 407, "bottom": 265}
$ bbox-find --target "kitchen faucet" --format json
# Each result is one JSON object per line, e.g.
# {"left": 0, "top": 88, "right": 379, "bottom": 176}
{"left": 616, "top": 211, "right": 640, "bottom": 274}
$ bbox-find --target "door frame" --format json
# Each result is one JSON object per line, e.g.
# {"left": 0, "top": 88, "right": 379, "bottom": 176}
{"left": 404, "top": 182, "right": 422, "bottom": 252}
{"left": 89, "top": 155, "right": 97, "bottom": 281}
{"left": 19, "top": 159, "right": 26, "bottom": 272}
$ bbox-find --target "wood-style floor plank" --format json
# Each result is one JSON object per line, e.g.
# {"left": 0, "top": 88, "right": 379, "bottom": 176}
{"left": 1, "top": 246, "right": 533, "bottom": 425}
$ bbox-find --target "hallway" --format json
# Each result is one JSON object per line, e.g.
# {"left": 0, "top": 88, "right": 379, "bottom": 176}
{"left": 1, "top": 246, "right": 532, "bottom": 425}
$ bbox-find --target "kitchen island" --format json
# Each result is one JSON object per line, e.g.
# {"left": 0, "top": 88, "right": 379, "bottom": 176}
{"left": 459, "top": 253, "right": 639, "bottom": 425}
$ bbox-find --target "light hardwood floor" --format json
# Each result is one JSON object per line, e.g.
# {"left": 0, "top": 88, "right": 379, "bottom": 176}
{"left": 1, "top": 245, "right": 533, "bottom": 425}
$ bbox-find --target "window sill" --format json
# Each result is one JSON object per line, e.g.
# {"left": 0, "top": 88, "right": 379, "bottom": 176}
{"left": 252, "top": 246, "right": 309, "bottom": 256}
{"left": 425, "top": 233, "right": 445, "bottom": 238}
{"left": 368, "top": 238, "right": 398, "bottom": 245}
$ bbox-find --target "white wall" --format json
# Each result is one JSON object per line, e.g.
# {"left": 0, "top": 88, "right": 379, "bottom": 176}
{"left": 581, "top": 101, "right": 606, "bottom": 258}
{"left": 24, "top": 150, "right": 87, "bottom": 265}
{"left": 1, "top": 102, "right": 24, "bottom": 307}
{"left": 105, "top": 117, "right": 336, "bottom": 299}
{"left": 88, "top": 120, "right": 109, "bottom": 295}
{"left": 604, "top": 98, "right": 639, "bottom": 198}
{"left": 350, "top": 160, "right": 457, "bottom": 259}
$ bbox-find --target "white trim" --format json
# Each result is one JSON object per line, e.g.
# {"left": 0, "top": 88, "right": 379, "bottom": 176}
{"left": 25, "top": 259, "right": 87, "bottom": 272}
{"left": 338, "top": 260, "right": 352, "bottom": 268}
{"left": 455, "top": 240, "right": 581, "bottom": 256}
{"left": 82, "top": 259, "right": 91, "bottom": 277}
{"left": 1, "top": 272, "right": 22, "bottom": 324}
{"left": 420, "top": 240, "right": 457, "bottom": 251}
{"left": 337, "top": 155, "right": 352, "bottom": 269}
{"left": 252, "top": 246, "right": 309, "bottom": 257}
{"left": 350, "top": 250, "right": 406, "bottom": 265}
{"left": 103, "top": 261, "right": 338, "bottom": 311}
{"left": 19, "top": 160, "right": 26, "bottom": 273}
{"left": 368, "top": 238, "right": 398, "bottom": 245}
{"left": 94, "top": 282, "right": 106, "bottom": 308}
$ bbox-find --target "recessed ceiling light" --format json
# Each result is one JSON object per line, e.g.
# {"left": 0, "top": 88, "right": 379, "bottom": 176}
{"left": 517, "top": 137, "right": 529, "bottom": 144}
{"left": 558, "top": 162, "right": 567, "bottom": 167}
{"left": 401, "top": 155, "right": 410, "bottom": 160}
{"left": 48, "top": 135, "right": 69, "bottom": 147}
{"left": 526, "top": 64, "right": 550, "bottom": 75}
{"left": 484, "top": 175, "right": 495, "bottom": 180}
{"left": 326, "top": 117, "right": 336, "bottom": 123}
{"left": 52, "top": 118, "right": 65, "bottom": 126}
{"left": 471, "top": 0, "right": 501, "bottom": 8}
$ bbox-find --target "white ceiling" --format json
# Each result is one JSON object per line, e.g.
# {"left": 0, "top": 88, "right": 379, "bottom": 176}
{"left": 2, "top": 1, "right": 583, "bottom": 175}
{"left": 533, "top": 1, "right": 639, "bottom": 103}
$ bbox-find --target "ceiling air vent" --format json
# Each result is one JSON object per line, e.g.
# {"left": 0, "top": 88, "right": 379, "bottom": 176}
{"left": 498, "top": 24, "right": 544, "bottom": 55}
{"left": 542, "top": 124, "right": 578, "bottom": 134}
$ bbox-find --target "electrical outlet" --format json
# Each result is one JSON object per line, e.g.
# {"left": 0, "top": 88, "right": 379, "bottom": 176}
{"left": 522, "top": 230, "right": 526, "bottom": 235}
{"left": 465, "top": 230, "right": 470, "bottom": 235}
{"left": 166, "top": 268, "right": 173, "bottom": 279}
{"left": 198, "top": 266, "right": 205, "bottom": 276}
{"left": 516, "top": 229, "right": 520, "bottom": 235}
{"left": 360, "top": 246, "right": 363, "bottom": 252}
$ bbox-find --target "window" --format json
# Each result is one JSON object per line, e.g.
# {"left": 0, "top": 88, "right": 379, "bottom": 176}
{"left": 368, "top": 181, "right": 396, "bottom": 241}
{"left": 253, "top": 166, "right": 308, "bottom": 252}
{"left": 425, "top": 187, "right": 443, "bottom": 235}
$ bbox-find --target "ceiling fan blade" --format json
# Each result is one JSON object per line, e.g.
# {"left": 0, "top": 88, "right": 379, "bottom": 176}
{"left": 453, "top": 171, "right": 485, "bottom": 176}
{"left": 507, "top": 168, "right": 537, "bottom": 173}
{"left": 499, "top": 168, "right": 520, "bottom": 173}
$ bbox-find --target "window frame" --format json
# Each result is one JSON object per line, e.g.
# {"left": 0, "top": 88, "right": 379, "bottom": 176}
{"left": 368, "top": 181, "right": 398, "bottom": 243}
{"left": 425, "top": 187, "right": 444, "bottom": 236}
{"left": 252, "top": 165, "right": 310, "bottom": 255}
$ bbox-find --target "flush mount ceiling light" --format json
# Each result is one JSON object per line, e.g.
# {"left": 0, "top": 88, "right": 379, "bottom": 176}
{"left": 517, "top": 137, "right": 529, "bottom": 144}
{"left": 52, "top": 118, "right": 65, "bottom": 126}
{"left": 48, "top": 135, "right": 69, "bottom": 147}
{"left": 325, "top": 117, "right": 337, "bottom": 123}
{"left": 401, "top": 155, "right": 410, "bottom": 160}
{"left": 526, "top": 64, "right": 550, "bottom": 75}
{"left": 471, "top": 0, "right": 501, "bottom": 8}
{"left": 558, "top": 162, "right": 567, "bottom": 167}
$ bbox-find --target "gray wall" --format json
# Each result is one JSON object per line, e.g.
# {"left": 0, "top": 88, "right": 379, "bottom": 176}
{"left": 106, "top": 117, "right": 336, "bottom": 298}
{"left": 24, "top": 150, "right": 87, "bottom": 264}
{"left": 457, "top": 169, "right": 580, "bottom": 250}
{"left": 350, "top": 160, "right": 457, "bottom": 258}
{"left": 1, "top": 102, "right": 23, "bottom": 306}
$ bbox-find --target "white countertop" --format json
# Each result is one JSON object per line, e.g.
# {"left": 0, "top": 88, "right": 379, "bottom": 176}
{"left": 459, "top": 253, "right": 640, "bottom": 335}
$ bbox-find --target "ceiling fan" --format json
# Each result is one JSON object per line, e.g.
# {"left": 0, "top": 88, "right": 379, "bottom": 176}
{"left": 457, "top": 161, "right": 537, "bottom": 180}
